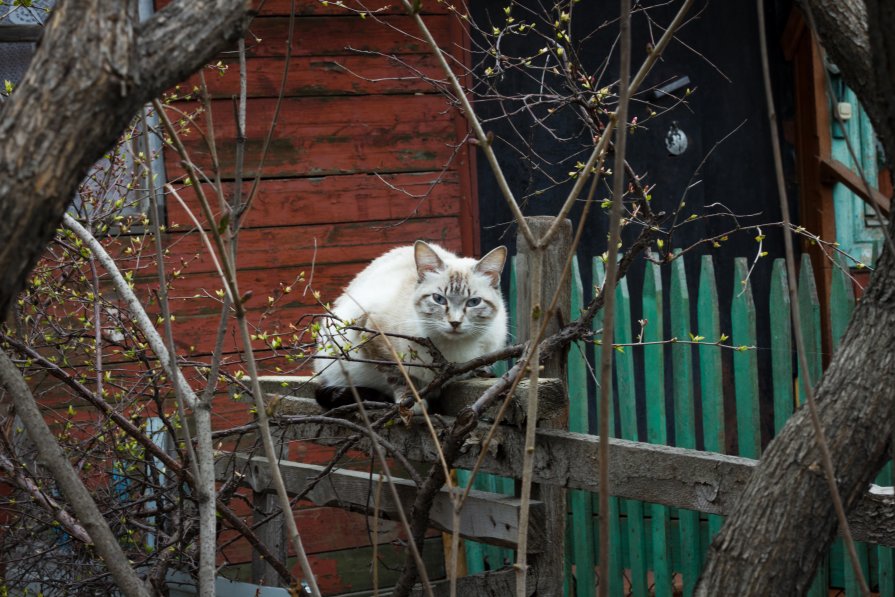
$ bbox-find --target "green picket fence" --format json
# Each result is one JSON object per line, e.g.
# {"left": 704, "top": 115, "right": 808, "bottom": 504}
{"left": 461, "top": 250, "right": 893, "bottom": 596}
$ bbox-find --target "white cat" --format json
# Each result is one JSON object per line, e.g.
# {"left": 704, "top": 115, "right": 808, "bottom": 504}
{"left": 313, "top": 240, "right": 508, "bottom": 408}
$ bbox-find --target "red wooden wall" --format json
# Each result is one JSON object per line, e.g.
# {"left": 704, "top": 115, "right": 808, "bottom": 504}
{"left": 157, "top": 0, "right": 477, "bottom": 359}
{"left": 155, "top": 1, "right": 476, "bottom": 592}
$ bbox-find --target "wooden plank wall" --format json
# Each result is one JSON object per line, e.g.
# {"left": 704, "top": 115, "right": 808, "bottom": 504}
{"left": 156, "top": 0, "right": 477, "bottom": 361}
{"left": 152, "top": 1, "right": 475, "bottom": 592}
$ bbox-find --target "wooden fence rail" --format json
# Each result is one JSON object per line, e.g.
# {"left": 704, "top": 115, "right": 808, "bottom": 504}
{"left": 222, "top": 242, "right": 893, "bottom": 596}
{"left": 250, "top": 383, "right": 895, "bottom": 548}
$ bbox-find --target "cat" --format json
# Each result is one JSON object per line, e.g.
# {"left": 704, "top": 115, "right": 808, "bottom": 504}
{"left": 313, "top": 240, "right": 508, "bottom": 409}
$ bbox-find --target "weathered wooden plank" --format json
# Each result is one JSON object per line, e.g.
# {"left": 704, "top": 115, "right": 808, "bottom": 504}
{"left": 277, "top": 408, "right": 895, "bottom": 549}
{"left": 157, "top": 0, "right": 450, "bottom": 16}
{"left": 515, "top": 217, "right": 570, "bottom": 596}
{"left": 166, "top": 172, "right": 463, "bottom": 230}
{"left": 167, "top": 95, "right": 457, "bottom": 179}
{"left": 697, "top": 256, "right": 724, "bottom": 455}
{"left": 316, "top": 536, "right": 447, "bottom": 595}
{"left": 829, "top": 252, "right": 856, "bottom": 350}
{"left": 669, "top": 256, "right": 700, "bottom": 597}
{"left": 220, "top": 536, "right": 447, "bottom": 593}
{"left": 696, "top": 255, "right": 725, "bottom": 544}
{"left": 592, "top": 259, "right": 625, "bottom": 597}
{"left": 615, "top": 277, "right": 647, "bottom": 597}
{"left": 251, "top": 490, "right": 286, "bottom": 586}
{"left": 265, "top": 376, "right": 565, "bottom": 426}
{"left": 242, "top": 16, "right": 452, "bottom": 58}
{"left": 455, "top": 470, "right": 504, "bottom": 574}
{"left": 268, "top": 0, "right": 449, "bottom": 16}
{"left": 641, "top": 261, "right": 672, "bottom": 597}
{"left": 409, "top": 568, "right": 529, "bottom": 597}
{"left": 162, "top": 217, "right": 462, "bottom": 275}
{"left": 437, "top": 378, "right": 566, "bottom": 426}
{"left": 797, "top": 252, "right": 823, "bottom": 400}
{"left": 769, "top": 259, "right": 793, "bottom": 434}
{"left": 568, "top": 256, "right": 596, "bottom": 597}
{"left": 189, "top": 55, "right": 444, "bottom": 99}
{"left": 731, "top": 258, "right": 760, "bottom": 459}
{"left": 220, "top": 455, "right": 544, "bottom": 551}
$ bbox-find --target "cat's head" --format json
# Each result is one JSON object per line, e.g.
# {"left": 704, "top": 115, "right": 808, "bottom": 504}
{"left": 412, "top": 241, "right": 507, "bottom": 341}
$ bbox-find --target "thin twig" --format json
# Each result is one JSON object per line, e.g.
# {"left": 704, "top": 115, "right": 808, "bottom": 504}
{"left": 0, "top": 352, "right": 151, "bottom": 597}
{"left": 515, "top": 248, "right": 542, "bottom": 597}
{"left": 339, "top": 369, "right": 436, "bottom": 597}
{"left": 597, "top": 0, "right": 632, "bottom": 594}
{"left": 399, "top": 0, "right": 536, "bottom": 248}
{"left": 539, "top": 0, "right": 696, "bottom": 249}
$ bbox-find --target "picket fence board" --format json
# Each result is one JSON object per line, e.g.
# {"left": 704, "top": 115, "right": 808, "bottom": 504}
{"left": 697, "top": 255, "right": 725, "bottom": 543}
{"left": 615, "top": 277, "right": 649, "bottom": 597}
{"left": 592, "top": 259, "right": 626, "bottom": 597}
{"left": 769, "top": 259, "right": 794, "bottom": 434}
{"left": 669, "top": 257, "right": 701, "bottom": 597}
{"left": 642, "top": 261, "right": 673, "bottom": 597}
{"left": 568, "top": 257, "right": 596, "bottom": 597}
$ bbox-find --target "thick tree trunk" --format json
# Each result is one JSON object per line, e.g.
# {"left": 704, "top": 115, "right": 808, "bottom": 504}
{"left": 0, "top": 0, "right": 253, "bottom": 591}
{"left": 0, "top": 0, "right": 252, "bottom": 317}
{"left": 696, "top": 247, "right": 895, "bottom": 594}
{"left": 697, "top": 1, "right": 895, "bottom": 594}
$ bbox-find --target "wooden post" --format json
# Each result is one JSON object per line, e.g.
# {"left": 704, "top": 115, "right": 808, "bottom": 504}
{"left": 516, "top": 216, "right": 571, "bottom": 596}
{"left": 248, "top": 404, "right": 289, "bottom": 587}
{"left": 251, "top": 490, "right": 287, "bottom": 586}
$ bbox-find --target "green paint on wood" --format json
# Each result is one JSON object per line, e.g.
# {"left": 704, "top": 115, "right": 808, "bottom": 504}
{"left": 830, "top": 253, "right": 856, "bottom": 350}
{"left": 593, "top": 259, "right": 625, "bottom": 597}
{"left": 642, "top": 261, "right": 672, "bottom": 597}
{"left": 568, "top": 257, "right": 596, "bottom": 597}
{"left": 669, "top": 256, "right": 701, "bottom": 597}
{"left": 731, "top": 258, "right": 761, "bottom": 459}
{"left": 456, "top": 469, "right": 488, "bottom": 574}
{"left": 615, "top": 277, "right": 648, "bottom": 597}
{"left": 769, "top": 259, "right": 794, "bottom": 435}
{"left": 696, "top": 256, "right": 724, "bottom": 541}
{"left": 797, "top": 253, "right": 823, "bottom": 402}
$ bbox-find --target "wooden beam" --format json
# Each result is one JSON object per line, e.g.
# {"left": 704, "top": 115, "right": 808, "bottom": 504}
{"left": 0, "top": 24, "right": 42, "bottom": 43}
{"left": 278, "top": 401, "right": 895, "bottom": 548}
{"left": 412, "top": 568, "right": 525, "bottom": 597}
{"left": 258, "top": 375, "right": 567, "bottom": 425}
{"left": 820, "top": 155, "right": 891, "bottom": 216}
{"left": 217, "top": 454, "right": 545, "bottom": 551}
{"left": 335, "top": 561, "right": 524, "bottom": 596}
{"left": 514, "top": 216, "right": 572, "bottom": 596}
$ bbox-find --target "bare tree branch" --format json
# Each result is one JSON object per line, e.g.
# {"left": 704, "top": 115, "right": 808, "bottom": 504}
{"left": 0, "top": 0, "right": 252, "bottom": 316}
{"left": 0, "top": 351, "right": 151, "bottom": 597}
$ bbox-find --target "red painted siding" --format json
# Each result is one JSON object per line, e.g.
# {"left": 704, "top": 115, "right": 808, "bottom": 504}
{"left": 155, "top": 1, "right": 476, "bottom": 591}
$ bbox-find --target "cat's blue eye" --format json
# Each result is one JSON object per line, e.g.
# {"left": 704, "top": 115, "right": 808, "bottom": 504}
{"left": 466, "top": 297, "right": 482, "bottom": 307}
{"left": 432, "top": 293, "right": 447, "bottom": 305}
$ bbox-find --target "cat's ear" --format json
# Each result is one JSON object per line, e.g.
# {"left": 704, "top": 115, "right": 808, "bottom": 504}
{"left": 474, "top": 245, "right": 507, "bottom": 288}
{"left": 414, "top": 241, "right": 445, "bottom": 281}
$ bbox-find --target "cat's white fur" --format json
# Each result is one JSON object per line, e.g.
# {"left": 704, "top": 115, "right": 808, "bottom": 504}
{"left": 314, "top": 241, "right": 508, "bottom": 402}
